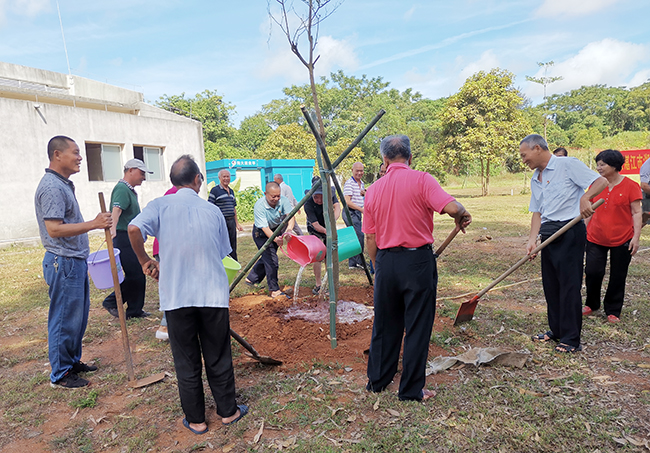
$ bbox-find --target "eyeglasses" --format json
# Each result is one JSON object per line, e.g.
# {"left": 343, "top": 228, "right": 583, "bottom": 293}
{"left": 199, "top": 173, "right": 204, "bottom": 181}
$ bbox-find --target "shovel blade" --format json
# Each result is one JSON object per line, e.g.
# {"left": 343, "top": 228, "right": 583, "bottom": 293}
{"left": 128, "top": 372, "right": 166, "bottom": 388}
{"left": 243, "top": 351, "right": 283, "bottom": 366}
{"left": 453, "top": 298, "right": 479, "bottom": 326}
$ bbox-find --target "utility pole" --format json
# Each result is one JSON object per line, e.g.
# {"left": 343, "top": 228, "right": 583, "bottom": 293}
{"left": 526, "top": 61, "right": 562, "bottom": 141}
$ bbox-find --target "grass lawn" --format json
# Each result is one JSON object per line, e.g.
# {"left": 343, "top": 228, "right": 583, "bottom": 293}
{"left": 1, "top": 174, "right": 650, "bottom": 452}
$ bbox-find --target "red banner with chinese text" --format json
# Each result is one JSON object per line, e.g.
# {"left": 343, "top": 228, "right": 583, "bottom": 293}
{"left": 620, "top": 150, "right": 650, "bottom": 175}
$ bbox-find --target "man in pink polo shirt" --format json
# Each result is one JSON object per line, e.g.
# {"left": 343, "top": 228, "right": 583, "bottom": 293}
{"left": 363, "top": 135, "right": 472, "bottom": 402}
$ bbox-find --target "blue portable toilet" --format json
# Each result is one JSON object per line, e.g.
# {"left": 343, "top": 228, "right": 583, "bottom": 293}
{"left": 206, "top": 158, "right": 315, "bottom": 198}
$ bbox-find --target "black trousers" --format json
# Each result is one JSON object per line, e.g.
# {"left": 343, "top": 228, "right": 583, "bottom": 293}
{"left": 166, "top": 307, "right": 237, "bottom": 422}
{"left": 102, "top": 230, "right": 146, "bottom": 317}
{"left": 247, "top": 226, "right": 280, "bottom": 292}
{"left": 540, "top": 221, "right": 586, "bottom": 348}
{"left": 367, "top": 248, "right": 437, "bottom": 401}
{"left": 224, "top": 216, "right": 238, "bottom": 261}
{"left": 344, "top": 210, "right": 364, "bottom": 267}
{"left": 585, "top": 240, "right": 632, "bottom": 317}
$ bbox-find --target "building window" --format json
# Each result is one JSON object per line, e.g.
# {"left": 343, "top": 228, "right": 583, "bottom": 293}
{"left": 134, "top": 146, "right": 163, "bottom": 181}
{"left": 86, "top": 143, "right": 123, "bottom": 181}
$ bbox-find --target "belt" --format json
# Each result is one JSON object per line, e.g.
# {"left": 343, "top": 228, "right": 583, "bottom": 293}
{"left": 382, "top": 244, "right": 432, "bottom": 252}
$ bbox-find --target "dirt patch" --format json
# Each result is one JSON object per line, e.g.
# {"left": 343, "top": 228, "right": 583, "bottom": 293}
{"left": 229, "top": 284, "right": 450, "bottom": 371}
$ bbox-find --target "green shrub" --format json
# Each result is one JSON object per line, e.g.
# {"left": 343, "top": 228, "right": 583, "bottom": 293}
{"left": 236, "top": 186, "right": 263, "bottom": 222}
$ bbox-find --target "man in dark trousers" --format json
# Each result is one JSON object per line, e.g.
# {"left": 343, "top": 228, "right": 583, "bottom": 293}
{"left": 304, "top": 178, "right": 341, "bottom": 294}
{"left": 102, "top": 159, "right": 152, "bottom": 319}
{"left": 129, "top": 155, "right": 247, "bottom": 435}
{"left": 208, "top": 169, "right": 243, "bottom": 260}
{"left": 521, "top": 134, "right": 606, "bottom": 353}
{"left": 35, "top": 136, "right": 112, "bottom": 388}
{"left": 245, "top": 182, "right": 295, "bottom": 299}
{"left": 363, "top": 135, "right": 472, "bottom": 401}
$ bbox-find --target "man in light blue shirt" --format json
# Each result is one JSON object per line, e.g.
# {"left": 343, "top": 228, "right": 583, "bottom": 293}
{"left": 128, "top": 155, "right": 247, "bottom": 435}
{"left": 246, "top": 181, "right": 295, "bottom": 298}
{"left": 521, "top": 134, "right": 606, "bottom": 354}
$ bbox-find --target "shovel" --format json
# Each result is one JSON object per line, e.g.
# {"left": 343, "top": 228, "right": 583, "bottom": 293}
{"left": 99, "top": 193, "right": 165, "bottom": 388}
{"left": 434, "top": 225, "right": 462, "bottom": 258}
{"left": 453, "top": 199, "right": 604, "bottom": 325}
{"left": 230, "top": 329, "right": 283, "bottom": 366}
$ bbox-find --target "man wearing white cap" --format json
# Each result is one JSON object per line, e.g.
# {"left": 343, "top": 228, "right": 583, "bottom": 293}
{"left": 102, "top": 158, "right": 152, "bottom": 319}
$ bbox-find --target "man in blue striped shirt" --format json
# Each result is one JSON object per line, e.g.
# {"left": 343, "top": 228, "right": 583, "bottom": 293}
{"left": 208, "top": 170, "right": 243, "bottom": 260}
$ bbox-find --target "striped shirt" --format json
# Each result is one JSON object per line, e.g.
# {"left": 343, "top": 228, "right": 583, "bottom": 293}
{"left": 343, "top": 177, "right": 365, "bottom": 210}
{"left": 208, "top": 184, "right": 237, "bottom": 218}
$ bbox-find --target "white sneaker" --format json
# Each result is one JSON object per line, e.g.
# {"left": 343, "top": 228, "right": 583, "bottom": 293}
{"left": 155, "top": 326, "right": 169, "bottom": 341}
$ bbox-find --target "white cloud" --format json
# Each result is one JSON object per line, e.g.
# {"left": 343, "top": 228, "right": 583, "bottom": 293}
{"left": 457, "top": 50, "right": 501, "bottom": 84}
{"left": 259, "top": 35, "right": 358, "bottom": 83}
{"left": 403, "top": 50, "right": 502, "bottom": 99}
{"left": 535, "top": 0, "right": 622, "bottom": 18}
{"left": 0, "top": 0, "right": 50, "bottom": 27}
{"left": 14, "top": 0, "right": 49, "bottom": 16}
{"left": 524, "top": 39, "right": 650, "bottom": 100}
{"left": 404, "top": 5, "right": 416, "bottom": 21}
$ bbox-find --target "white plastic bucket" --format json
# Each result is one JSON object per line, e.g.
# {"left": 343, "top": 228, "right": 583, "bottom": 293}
{"left": 87, "top": 248, "right": 124, "bottom": 290}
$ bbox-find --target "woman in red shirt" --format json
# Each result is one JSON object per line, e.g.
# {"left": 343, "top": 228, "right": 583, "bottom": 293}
{"left": 583, "top": 149, "right": 642, "bottom": 322}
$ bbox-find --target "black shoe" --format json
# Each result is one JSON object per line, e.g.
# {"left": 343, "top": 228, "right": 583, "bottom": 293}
{"left": 72, "top": 361, "right": 98, "bottom": 373}
{"left": 50, "top": 372, "right": 89, "bottom": 389}
{"left": 312, "top": 286, "right": 321, "bottom": 295}
{"left": 104, "top": 307, "right": 119, "bottom": 318}
{"left": 127, "top": 311, "right": 151, "bottom": 319}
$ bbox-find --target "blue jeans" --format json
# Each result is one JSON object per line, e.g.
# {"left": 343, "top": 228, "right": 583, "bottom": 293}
{"left": 43, "top": 252, "right": 90, "bottom": 382}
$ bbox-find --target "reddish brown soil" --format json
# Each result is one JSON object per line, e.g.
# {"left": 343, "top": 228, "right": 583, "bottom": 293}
{"left": 229, "top": 285, "right": 451, "bottom": 371}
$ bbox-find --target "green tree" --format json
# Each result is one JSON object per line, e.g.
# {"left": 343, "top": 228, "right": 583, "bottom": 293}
{"left": 156, "top": 90, "right": 237, "bottom": 161}
{"left": 233, "top": 114, "right": 273, "bottom": 154}
{"left": 257, "top": 123, "right": 316, "bottom": 161}
{"left": 257, "top": 71, "right": 447, "bottom": 181}
{"left": 440, "top": 68, "right": 532, "bottom": 196}
{"left": 545, "top": 85, "right": 628, "bottom": 138}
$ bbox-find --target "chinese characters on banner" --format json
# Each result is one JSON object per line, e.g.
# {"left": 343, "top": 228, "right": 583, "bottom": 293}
{"left": 620, "top": 150, "right": 650, "bottom": 175}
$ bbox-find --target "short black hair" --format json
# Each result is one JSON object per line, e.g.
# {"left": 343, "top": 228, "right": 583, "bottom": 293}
{"left": 170, "top": 155, "right": 201, "bottom": 187}
{"left": 47, "top": 136, "right": 74, "bottom": 161}
{"left": 595, "top": 149, "right": 625, "bottom": 172}
{"left": 380, "top": 135, "right": 411, "bottom": 160}
{"left": 553, "top": 147, "right": 568, "bottom": 157}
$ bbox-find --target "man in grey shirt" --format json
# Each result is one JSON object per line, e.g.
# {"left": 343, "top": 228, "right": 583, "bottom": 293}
{"left": 35, "top": 136, "right": 112, "bottom": 388}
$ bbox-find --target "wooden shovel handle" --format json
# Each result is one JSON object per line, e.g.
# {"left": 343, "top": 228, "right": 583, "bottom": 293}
{"left": 99, "top": 192, "right": 135, "bottom": 382}
{"left": 474, "top": 198, "right": 604, "bottom": 300}
{"left": 434, "top": 226, "right": 461, "bottom": 257}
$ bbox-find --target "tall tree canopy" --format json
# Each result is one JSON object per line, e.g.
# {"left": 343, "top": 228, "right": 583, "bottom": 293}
{"left": 156, "top": 90, "right": 238, "bottom": 161}
{"left": 259, "top": 70, "right": 446, "bottom": 180}
{"left": 440, "top": 68, "right": 532, "bottom": 196}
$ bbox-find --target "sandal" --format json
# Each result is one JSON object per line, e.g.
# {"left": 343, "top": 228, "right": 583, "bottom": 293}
{"left": 272, "top": 291, "right": 291, "bottom": 300}
{"left": 555, "top": 343, "right": 582, "bottom": 353}
{"left": 531, "top": 331, "right": 557, "bottom": 342}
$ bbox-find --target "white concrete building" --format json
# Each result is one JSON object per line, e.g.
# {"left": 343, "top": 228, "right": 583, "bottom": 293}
{"left": 0, "top": 61, "right": 205, "bottom": 244}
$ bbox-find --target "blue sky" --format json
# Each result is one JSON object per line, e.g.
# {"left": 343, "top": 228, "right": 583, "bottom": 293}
{"left": 1, "top": 0, "right": 649, "bottom": 124}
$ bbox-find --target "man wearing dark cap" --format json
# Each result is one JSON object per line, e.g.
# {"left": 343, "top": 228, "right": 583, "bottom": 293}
{"left": 304, "top": 178, "right": 341, "bottom": 294}
{"left": 363, "top": 134, "right": 472, "bottom": 402}
{"left": 102, "top": 158, "right": 152, "bottom": 319}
